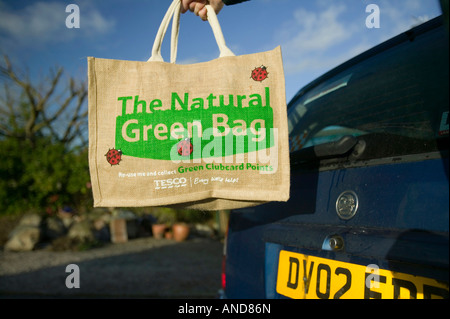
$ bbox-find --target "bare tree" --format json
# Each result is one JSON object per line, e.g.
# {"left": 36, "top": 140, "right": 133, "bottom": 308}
{"left": 0, "top": 55, "right": 88, "bottom": 148}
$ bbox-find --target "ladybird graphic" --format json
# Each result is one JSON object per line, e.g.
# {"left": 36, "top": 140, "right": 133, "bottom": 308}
{"left": 177, "top": 138, "right": 193, "bottom": 156}
{"left": 251, "top": 65, "right": 268, "bottom": 82}
{"left": 105, "top": 148, "right": 122, "bottom": 166}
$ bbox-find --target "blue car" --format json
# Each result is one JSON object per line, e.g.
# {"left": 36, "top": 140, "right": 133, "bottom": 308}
{"left": 220, "top": 15, "right": 449, "bottom": 299}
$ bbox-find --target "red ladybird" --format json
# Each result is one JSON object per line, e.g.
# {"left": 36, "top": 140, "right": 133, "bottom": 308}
{"left": 105, "top": 148, "right": 122, "bottom": 166}
{"left": 177, "top": 138, "right": 193, "bottom": 156}
{"left": 251, "top": 65, "right": 268, "bottom": 82}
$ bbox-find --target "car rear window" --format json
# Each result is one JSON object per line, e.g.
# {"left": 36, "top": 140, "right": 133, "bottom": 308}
{"left": 288, "top": 19, "right": 449, "bottom": 162}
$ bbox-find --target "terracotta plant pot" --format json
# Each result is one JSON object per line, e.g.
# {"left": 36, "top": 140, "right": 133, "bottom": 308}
{"left": 151, "top": 223, "right": 167, "bottom": 239}
{"left": 172, "top": 223, "right": 190, "bottom": 242}
{"left": 164, "top": 230, "right": 173, "bottom": 240}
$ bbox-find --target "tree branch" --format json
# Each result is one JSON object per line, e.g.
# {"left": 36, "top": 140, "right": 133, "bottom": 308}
{"left": 0, "top": 55, "right": 88, "bottom": 149}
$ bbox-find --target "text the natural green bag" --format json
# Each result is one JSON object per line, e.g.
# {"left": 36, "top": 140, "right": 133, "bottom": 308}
{"left": 88, "top": 0, "right": 290, "bottom": 210}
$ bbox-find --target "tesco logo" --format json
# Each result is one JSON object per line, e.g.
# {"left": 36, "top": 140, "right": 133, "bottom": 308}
{"left": 154, "top": 178, "right": 187, "bottom": 190}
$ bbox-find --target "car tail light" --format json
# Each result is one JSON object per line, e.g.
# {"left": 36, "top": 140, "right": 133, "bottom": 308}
{"left": 221, "top": 222, "right": 229, "bottom": 291}
{"left": 221, "top": 254, "right": 226, "bottom": 290}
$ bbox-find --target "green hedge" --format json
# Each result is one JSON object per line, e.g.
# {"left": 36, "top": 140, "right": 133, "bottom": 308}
{"left": 0, "top": 137, "right": 91, "bottom": 215}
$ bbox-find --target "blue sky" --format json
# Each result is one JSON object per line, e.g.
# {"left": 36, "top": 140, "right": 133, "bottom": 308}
{"left": 0, "top": 0, "right": 443, "bottom": 101}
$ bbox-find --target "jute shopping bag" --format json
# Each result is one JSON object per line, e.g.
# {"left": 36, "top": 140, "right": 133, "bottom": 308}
{"left": 88, "top": 0, "right": 290, "bottom": 210}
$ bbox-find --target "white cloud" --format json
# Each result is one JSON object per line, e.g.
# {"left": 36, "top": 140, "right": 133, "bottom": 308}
{"left": 277, "top": 3, "right": 358, "bottom": 75}
{"left": 0, "top": 1, "right": 115, "bottom": 46}
{"left": 82, "top": 9, "right": 115, "bottom": 34}
{"left": 288, "top": 5, "right": 349, "bottom": 52}
{"left": 276, "top": 0, "right": 441, "bottom": 78}
{"left": 369, "top": 0, "right": 441, "bottom": 38}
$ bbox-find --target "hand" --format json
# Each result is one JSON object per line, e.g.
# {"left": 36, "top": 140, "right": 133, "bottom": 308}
{"left": 181, "top": 0, "right": 225, "bottom": 21}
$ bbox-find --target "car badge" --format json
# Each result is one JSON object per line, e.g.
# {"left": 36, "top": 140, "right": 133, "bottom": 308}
{"left": 336, "top": 191, "right": 359, "bottom": 220}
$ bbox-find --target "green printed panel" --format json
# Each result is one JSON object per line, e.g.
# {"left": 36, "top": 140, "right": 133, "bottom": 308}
{"left": 115, "top": 88, "right": 275, "bottom": 160}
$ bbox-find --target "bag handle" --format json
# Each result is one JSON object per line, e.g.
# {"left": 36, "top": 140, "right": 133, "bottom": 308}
{"left": 148, "top": 0, "right": 180, "bottom": 63}
{"left": 148, "top": 0, "right": 234, "bottom": 63}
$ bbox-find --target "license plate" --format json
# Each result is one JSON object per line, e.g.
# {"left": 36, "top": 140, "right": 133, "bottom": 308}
{"left": 276, "top": 250, "right": 449, "bottom": 299}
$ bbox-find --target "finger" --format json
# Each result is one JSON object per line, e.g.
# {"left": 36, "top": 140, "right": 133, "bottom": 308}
{"left": 181, "top": 0, "right": 191, "bottom": 13}
{"left": 198, "top": 7, "right": 208, "bottom": 21}
{"left": 189, "top": 2, "right": 196, "bottom": 12}
{"left": 193, "top": 2, "right": 205, "bottom": 16}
